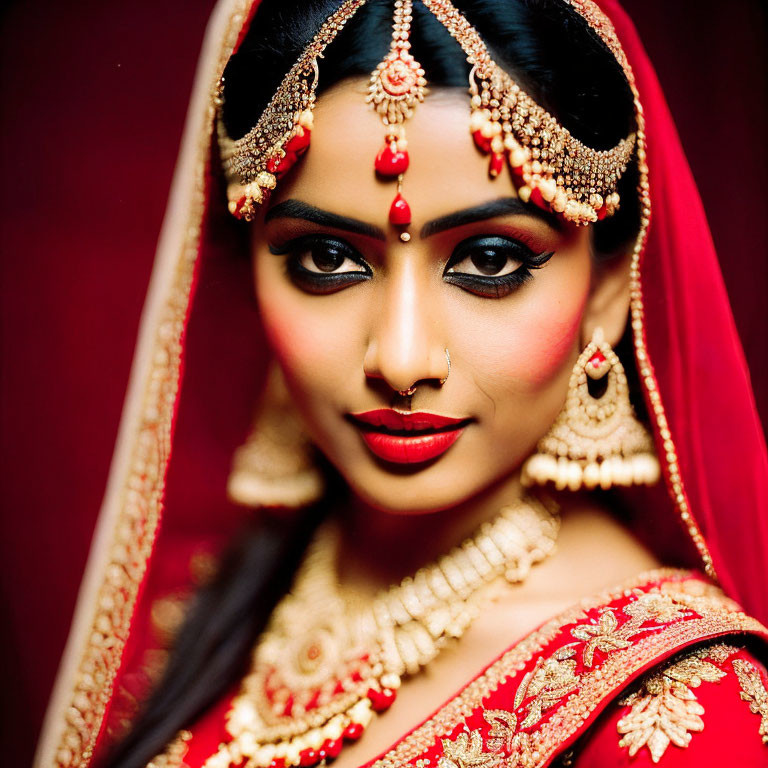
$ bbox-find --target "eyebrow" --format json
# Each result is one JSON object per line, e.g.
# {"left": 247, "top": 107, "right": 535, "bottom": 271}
{"left": 265, "top": 199, "right": 387, "bottom": 241}
{"left": 420, "top": 197, "right": 562, "bottom": 238}
{"left": 265, "top": 195, "right": 561, "bottom": 242}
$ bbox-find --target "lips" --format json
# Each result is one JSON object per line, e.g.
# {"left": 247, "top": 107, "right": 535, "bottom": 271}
{"left": 348, "top": 409, "right": 471, "bottom": 464}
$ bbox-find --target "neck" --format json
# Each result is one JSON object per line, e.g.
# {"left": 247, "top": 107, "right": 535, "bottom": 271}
{"left": 335, "top": 472, "right": 529, "bottom": 594}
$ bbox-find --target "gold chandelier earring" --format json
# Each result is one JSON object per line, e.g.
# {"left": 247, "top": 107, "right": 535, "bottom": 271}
{"left": 227, "top": 363, "right": 325, "bottom": 509}
{"left": 522, "top": 328, "right": 660, "bottom": 491}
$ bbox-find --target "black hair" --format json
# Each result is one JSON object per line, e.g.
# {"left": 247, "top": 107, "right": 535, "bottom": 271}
{"left": 106, "top": 3, "right": 639, "bottom": 765}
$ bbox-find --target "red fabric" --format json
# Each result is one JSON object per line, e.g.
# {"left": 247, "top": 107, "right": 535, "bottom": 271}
{"left": 170, "top": 571, "right": 768, "bottom": 767}
{"left": 573, "top": 647, "right": 768, "bottom": 767}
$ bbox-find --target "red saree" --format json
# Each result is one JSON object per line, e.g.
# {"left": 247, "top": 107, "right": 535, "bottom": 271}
{"left": 163, "top": 570, "right": 768, "bottom": 768}
{"left": 35, "top": 1, "right": 768, "bottom": 767}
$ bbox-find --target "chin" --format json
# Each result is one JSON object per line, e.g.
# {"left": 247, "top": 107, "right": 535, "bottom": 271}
{"left": 339, "top": 460, "right": 494, "bottom": 515}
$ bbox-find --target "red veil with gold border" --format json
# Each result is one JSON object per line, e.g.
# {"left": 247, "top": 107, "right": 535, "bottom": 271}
{"left": 35, "top": 1, "right": 768, "bottom": 766}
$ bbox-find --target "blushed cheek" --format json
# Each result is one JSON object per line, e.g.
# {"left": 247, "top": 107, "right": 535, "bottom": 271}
{"left": 514, "top": 299, "right": 584, "bottom": 386}
{"left": 487, "top": 282, "right": 587, "bottom": 392}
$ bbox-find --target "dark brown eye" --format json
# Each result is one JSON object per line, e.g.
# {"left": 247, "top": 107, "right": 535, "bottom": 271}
{"left": 298, "top": 240, "right": 367, "bottom": 275}
{"left": 470, "top": 249, "right": 511, "bottom": 276}
{"left": 270, "top": 235, "right": 372, "bottom": 295}
{"left": 443, "top": 235, "right": 554, "bottom": 299}
{"left": 446, "top": 236, "right": 524, "bottom": 278}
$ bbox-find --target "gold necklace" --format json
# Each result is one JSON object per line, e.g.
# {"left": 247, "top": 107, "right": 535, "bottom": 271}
{"left": 208, "top": 493, "right": 559, "bottom": 768}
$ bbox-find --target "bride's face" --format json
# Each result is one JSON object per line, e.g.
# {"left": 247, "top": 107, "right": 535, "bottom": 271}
{"left": 251, "top": 81, "right": 605, "bottom": 513}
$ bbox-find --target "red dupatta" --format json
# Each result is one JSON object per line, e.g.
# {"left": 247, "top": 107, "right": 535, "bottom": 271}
{"left": 34, "top": 1, "right": 768, "bottom": 767}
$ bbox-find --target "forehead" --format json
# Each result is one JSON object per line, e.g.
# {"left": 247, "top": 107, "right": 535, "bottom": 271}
{"left": 267, "top": 78, "right": 522, "bottom": 228}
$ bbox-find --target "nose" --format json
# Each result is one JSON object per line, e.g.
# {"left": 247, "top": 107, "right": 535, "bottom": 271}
{"left": 363, "top": 256, "right": 448, "bottom": 394}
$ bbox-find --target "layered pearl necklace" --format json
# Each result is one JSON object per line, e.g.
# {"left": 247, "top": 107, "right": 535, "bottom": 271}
{"left": 207, "top": 493, "right": 560, "bottom": 768}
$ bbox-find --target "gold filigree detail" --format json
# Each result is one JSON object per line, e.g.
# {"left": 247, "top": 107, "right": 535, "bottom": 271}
{"left": 570, "top": 590, "right": 689, "bottom": 669}
{"left": 439, "top": 730, "right": 498, "bottom": 768}
{"left": 147, "top": 730, "right": 192, "bottom": 768}
{"left": 483, "top": 709, "right": 517, "bottom": 753}
{"left": 616, "top": 644, "right": 736, "bottom": 763}
{"left": 572, "top": 610, "right": 631, "bottom": 667}
{"left": 516, "top": 648, "right": 580, "bottom": 729}
{"left": 732, "top": 658, "right": 768, "bottom": 745}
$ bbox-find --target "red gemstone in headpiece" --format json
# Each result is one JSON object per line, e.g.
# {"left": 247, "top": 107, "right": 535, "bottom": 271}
{"left": 529, "top": 186, "right": 549, "bottom": 211}
{"left": 368, "top": 686, "right": 397, "bottom": 712}
{"left": 320, "top": 739, "right": 343, "bottom": 760}
{"left": 472, "top": 130, "right": 492, "bottom": 153}
{"left": 389, "top": 193, "right": 412, "bottom": 226}
{"left": 343, "top": 722, "right": 364, "bottom": 741}
{"left": 375, "top": 144, "right": 410, "bottom": 177}
{"left": 285, "top": 126, "right": 311, "bottom": 154}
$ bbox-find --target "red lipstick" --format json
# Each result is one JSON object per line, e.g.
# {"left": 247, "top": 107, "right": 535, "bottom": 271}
{"left": 349, "top": 409, "right": 471, "bottom": 464}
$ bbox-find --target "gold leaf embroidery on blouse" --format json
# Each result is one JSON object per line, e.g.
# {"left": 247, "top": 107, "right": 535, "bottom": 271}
{"left": 571, "top": 591, "right": 690, "bottom": 669}
{"left": 571, "top": 610, "right": 631, "bottom": 667}
{"left": 732, "top": 658, "right": 768, "bottom": 745}
{"left": 438, "top": 729, "right": 498, "bottom": 768}
{"left": 616, "top": 644, "right": 736, "bottom": 763}
{"left": 516, "top": 648, "right": 581, "bottom": 729}
{"left": 146, "top": 730, "right": 192, "bottom": 768}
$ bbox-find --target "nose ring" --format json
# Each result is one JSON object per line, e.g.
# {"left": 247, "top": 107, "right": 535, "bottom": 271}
{"left": 440, "top": 348, "right": 451, "bottom": 386}
{"left": 396, "top": 349, "right": 450, "bottom": 397}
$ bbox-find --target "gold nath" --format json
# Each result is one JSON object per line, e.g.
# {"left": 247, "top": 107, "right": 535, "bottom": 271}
{"left": 217, "top": 0, "right": 636, "bottom": 226}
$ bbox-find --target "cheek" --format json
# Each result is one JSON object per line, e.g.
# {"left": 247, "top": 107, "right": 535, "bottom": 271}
{"left": 508, "top": 293, "right": 586, "bottom": 386}
{"left": 458, "top": 272, "right": 588, "bottom": 396}
{"left": 254, "top": 256, "right": 362, "bottom": 397}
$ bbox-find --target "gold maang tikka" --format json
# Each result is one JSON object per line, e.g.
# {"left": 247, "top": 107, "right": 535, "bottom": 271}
{"left": 217, "top": 0, "right": 636, "bottom": 226}
{"left": 367, "top": 0, "right": 427, "bottom": 230}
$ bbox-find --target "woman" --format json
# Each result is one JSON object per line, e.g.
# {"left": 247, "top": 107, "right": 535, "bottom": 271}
{"left": 36, "top": 1, "right": 768, "bottom": 767}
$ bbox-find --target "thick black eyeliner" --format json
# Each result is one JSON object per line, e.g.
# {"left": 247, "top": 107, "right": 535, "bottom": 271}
{"left": 442, "top": 232, "right": 554, "bottom": 298}
{"left": 443, "top": 269, "right": 534, "bottom": 298}
{"left": 271, "top": 234, "right": 372, "bottom": 295}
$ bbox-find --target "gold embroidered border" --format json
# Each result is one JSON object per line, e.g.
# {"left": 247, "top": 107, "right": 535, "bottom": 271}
{"left": 147, "top": 730, "right": 192, "bottom": 768}
{"left": 532, "top": 617, "right": 766, "bottom": 765}
{"left": 51, "top": 1, "right": 258, "bottom": 765}
{"left": 371, "top": 569, "right": 742, "bottom": 767}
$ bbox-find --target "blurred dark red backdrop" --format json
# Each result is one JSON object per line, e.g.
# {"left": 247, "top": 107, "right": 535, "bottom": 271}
{"left": 1, "top": 1, "right": 766, "bottom": 765}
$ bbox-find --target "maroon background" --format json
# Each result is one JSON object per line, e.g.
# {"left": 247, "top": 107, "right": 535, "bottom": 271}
{"left": 1, "top": 1, "right": 765, "bottom": 765}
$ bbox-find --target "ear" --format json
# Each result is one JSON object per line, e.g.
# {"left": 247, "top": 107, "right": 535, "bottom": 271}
{"left": 580, "top": 251, "right": 631, "bottom": 348}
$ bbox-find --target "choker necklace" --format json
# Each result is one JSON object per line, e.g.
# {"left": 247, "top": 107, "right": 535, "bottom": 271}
{"left": 208, "top": 493, "right": 560, "bottom": 768}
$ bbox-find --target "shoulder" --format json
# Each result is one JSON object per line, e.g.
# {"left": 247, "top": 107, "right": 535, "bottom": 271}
{"left": 568, "top": 641, "right": 768, "bottom": 767}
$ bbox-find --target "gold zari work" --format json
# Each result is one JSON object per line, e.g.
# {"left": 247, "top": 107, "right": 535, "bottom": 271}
{"left": 617, "top": 644, "right": 736, "bottom": 763}
{"left": 372, "top": 573, "right": 766, "bottom": 768}
{"left": 733, "top": 658, "right": 768, "bottom": 745}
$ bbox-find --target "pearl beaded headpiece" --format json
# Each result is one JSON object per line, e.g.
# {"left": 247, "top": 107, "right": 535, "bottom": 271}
{"left": 217, "top": 0, "right": 636, "bottom": 227}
